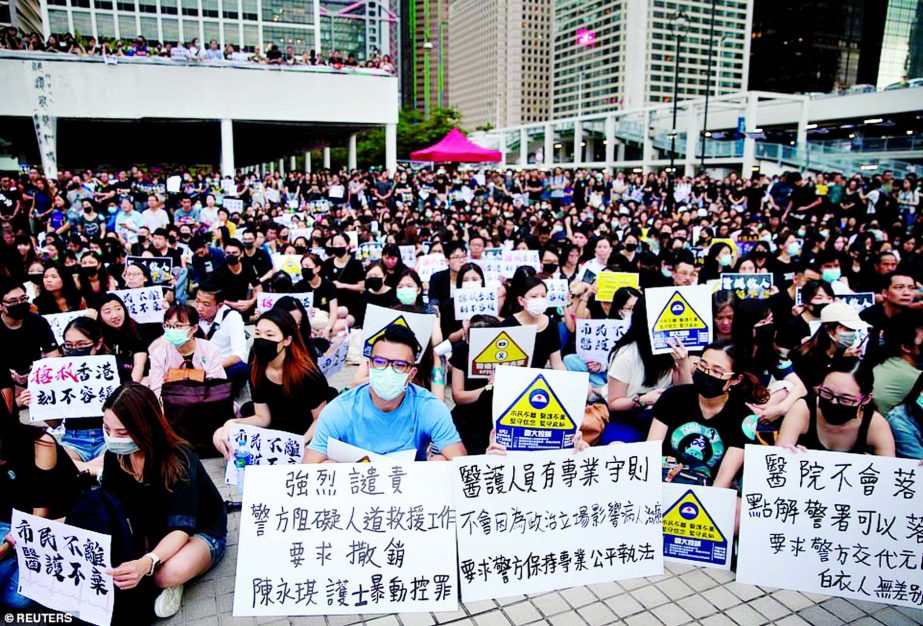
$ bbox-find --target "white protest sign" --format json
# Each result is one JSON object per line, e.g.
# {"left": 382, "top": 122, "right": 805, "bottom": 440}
{"left": 399, "top": 245, "right": 417, "bottom": 269}
{"left": 645, "top": 285, "right": 713, "bottom": 355}
{"left": 223, "top": 198, "right": 244, "bottom": 213}
{"left": 415, "top": 253, "right": 448, "bottom": 282}
{"left": 662, "top": 483, "right": 736, "bottom": 570}
{"left": 225, "top": 424, "right": 304, "bottom": 486}
{"left": 111, "top": 287, "right": 166, "bottom": 324}
{"left": 318, "top": 334, "right": 350, "bottom": 379}
{"left": 493, "top": 366, "right": 589, "bottom": 451}
{"left": 737, "top": 445, "right": 923, "bottom": 609}
{"left": 838, "top": 292, "right": 876, "bottom": 313}
{"left": 256, "top": 292, "right": 314, "bottom": 314}
{"left": 356, "top": 241, "right": 384, "bottom": 262}
{"left": 326, "top": 438, "right": 418, "bottom": 464}
{"left": 361, "top": 304, "right": 435, "bottom": 364}
{"left": 166, "top": 175, "right": 181, "bottom": 193}
{"left": 472, "top": 259, "right": 502, "bottom": 285}
{"left": 126, "top": 255, "right": 174, "bottom": 285}
{"left": 499, "top": 249, "right": 540, "bottom": 278}
{"left": 12, "top": 510, "right": 114, "bottom": 626}
{"left": 233, "top": 463, "right": 458, "bottom": 616}
{"left": 453, "top": 442, "right": 663, "bottom": 601}
{"left": 221, "top": 177, "right": 237, "bottom": 195}
{"left": 467, "top": 326, "right": 536, "bottom": 379}
{"left": 28, "top": 355, "right": 119, "bottom": 421}
{"left": 289, "top": 227, "right": 313, "bottom": 243}
{"left": 43, "top": 310, "right": 91, "bottom": 345}
{"left": 454, "top": 287, "right": 499, "bottom": 320}
{"left": 575, "top": 319, "right": 630, "bottom": 365}
{"left": 719, "top": 273, "right": 773, "bottom": 300}
{"left": 264, "top": 187, "right": 280, "bottom": 204}
{"left": 272, "top": 254, "right": 303, "bottom": 280}
{"left": 544, "top": 279, "right": 569, "bottom": 308}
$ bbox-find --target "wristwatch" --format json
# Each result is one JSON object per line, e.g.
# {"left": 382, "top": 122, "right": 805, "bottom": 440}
{"left": 145, "top": 552, "right": 161, "bottom": 576}
{"left": 631, "top": 394, "right": 644, "bottom": 409}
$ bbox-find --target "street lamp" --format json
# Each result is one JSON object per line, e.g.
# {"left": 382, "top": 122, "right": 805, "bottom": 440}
{"left": 667, "top": 10, "right": 689, "bottom": 212}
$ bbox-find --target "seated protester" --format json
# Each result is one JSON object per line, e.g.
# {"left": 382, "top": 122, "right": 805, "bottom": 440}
{"left": 148, "top": 305, "right": 226, "bottom": 398}
{"left": 500, "top": 276, "right": 565, "bottom": 370}
{"left": 813, "top": 249, "right": 854, "bottom": 295}
{"left": 790, "top": 301, "right": 870, "bottom": 392}
{"left": 427, "top": 240, "right": 467, "bottom": 307}
{"left": 872, "top": 310, "right": 923, "bottom": 416}
{"left": 240, "top": 230, "right": 274, "bottom": 284}
{"left": 395, "top": 269, "right": 440, "bottom": 315}
{"left": 885, "top": 372, "right": 923, "bottom": 458}
{"left": 192, "top": 282, "right": 249, "bottom": 391}
{"left": 575, "top": 281, "right": 640, "bottom": 322}
{"left": 78, "top": 250, "right": 117, "bottom": 310}
{"left": 304, "top": 325, "right": 466, "bottom": 462}
{"left": 188, "top": 234, "right": 225, "bottom": 287}
{"left": 271, "top": 296, "right": 331, "bottom": 361}
{"left": 97, "top": 294, "right": 148, "bottom": 383}
{"left": 448, "top": 315, "right": 501, "bottom": 455}
{"left": 0, "top": 415, "right": 79, "bottom": 611}
{"left": 698, "top": 241, "right": 735, "bottom": 283}
{"left": 713, "top": 290, "right": 736, "bottom": 342}
{"left": 33, "top": 262, "right": 87, "bottom": 314}
{"left": 122, "top": 260, "right": 165, "bottom": 345}
{"left": 380, "top": 243, "right": 407, "bottom": 289}
{"left": 440, "top": 262, "right": 488, "bottom": 344}
{"left": 295, "top": 252, "right": 347, "bottom": 338}
{"left": 778, "top": 279, "right": 835, "bottom": 349}
{"left": 777, "top": 358, "right": 895, "bottom": 456}
{"left": 0, "top": 279, "right": 60, "bottom": 395}
{"left": 100, "top": 383, "right": 227, "bottom": 619}
{"left": 321, "top": 233, "right": 364, "bottom": 324}
{"left": 860, "top": 269, "right": 917, "bottom": 367}
{"left": 648, "top": 341, "right": 769, "bottom": 488}
{"left": 358, "top": 261, "right": 397, "bottom": 325}
{"left": 575, "top": 236, "right": 612, "bottom": 282}
{"left": 212, "top": 309, "right": 333, "bottom": 458}
{"left": 212, "top": 238, "right": 260, "bottom": 320}
{"left": 607, "top": 298, "right": 693, "bottom": 443}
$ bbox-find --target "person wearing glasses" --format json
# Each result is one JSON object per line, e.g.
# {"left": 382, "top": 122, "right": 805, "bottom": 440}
{"left": 777, "top": 358, "right": 895, "bottom": 456}
{"left": 304, "top": 325, "right": 465, "bottom": 462}
{"left": 427, "top": 241, "right": 467, "bottom": 306}
{"left": 647, "top": 340, "right": 769, "bottom": 489}
{"left": 147, "top": 305, "right": 226, "bottom": 398}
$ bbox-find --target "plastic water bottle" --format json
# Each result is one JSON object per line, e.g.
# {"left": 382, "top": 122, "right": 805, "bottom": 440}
{"left": 234, "top": 442, "right": 253, "bottom": 495}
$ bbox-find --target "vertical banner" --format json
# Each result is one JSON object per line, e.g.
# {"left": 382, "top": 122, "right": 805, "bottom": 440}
{"left": 645, "top": 285, "right": 713, "bottom": 354}
{"left": 575, "top": 319, "right": 630, "bottom": 365}
{"left": 737, "top": 445, "right": 923, "bottom": 609}
{"left": 662, "top": 483, "right": 736, "bottom": 570}
{"left": 110, "top": 287, "right": 166, "bottom": 324}
{"left": 233, "top": 463, "right": 458, "bottom": 616}
{"left": 453, "top": 442, "right": 663, "bottom": 601}
{"left": 27, "top": 355, "right": 119, "bottom": 421}
{"left": 492, "top": 366, "right": 589, "bottom": 451}
{"left": 12, "top": 510, "right": 114, "bottom": 626}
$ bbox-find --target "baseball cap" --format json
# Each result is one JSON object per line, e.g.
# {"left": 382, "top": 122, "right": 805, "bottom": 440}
{"left": 819, "top": 301, "right": 870, "bottom": 331}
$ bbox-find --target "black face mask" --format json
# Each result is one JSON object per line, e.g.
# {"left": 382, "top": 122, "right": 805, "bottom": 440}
{"left": 28, "top": 273, "right": 43, "bottom": 285}
{"left": 542, "top": 263, "right": 558, "bottom": 274}
{"left": 64, "top": 345, "right": 94, "bottom": 357}
{"left": 754, "top": 323, "right": 775, "bottom": 344}
{"left": 818, "top": 397, "right": 861, "bottom": 425}
{"left": 332, "top": 246, "right": 347, "bottom": 257}
{"left": 294, "top": 246, "right": 307, "bottom": 255}
{"left": 83, "top": 207, "right": 93, "bottom": 214}
{"left": 226, "top": 255, "right": 240, "bottom": 267}
{"left": 624, "top": 243, "right": 638, "bottom": 252}
{"left": 137, "top": 235, "right": 147, "bottom": 244}
{"left": 692, "top": 369, "right": 730, "bottom": 399}
{"left": 167, "top": 236, "right": 177, "bottom": 245}
{"left": 808, "top": 302, "right": 829, "bottom": 316}
{"left": 301, "top": 268, "right": 315, "bottom": 280}
{"left": 79, "top": 265, "right": 98, "bottom": 277}
{"left": 252, "top": 337, "right": 282, "bottom": 361}
{"left": 366, "top": 276, "right": 383, "bottom": 291}
{"left": 4, "top": 302, "right": 30, "bottom": 320}
{"left": 243, "top": 241, "right": 255, "bottom": 249}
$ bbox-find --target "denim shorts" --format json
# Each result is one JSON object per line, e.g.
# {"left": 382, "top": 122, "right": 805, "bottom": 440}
{"left": 193, "top": 532, "right": 227, "bottom": 568}
{"left": 61, "top": 428, "right": 107, "bottom": 462}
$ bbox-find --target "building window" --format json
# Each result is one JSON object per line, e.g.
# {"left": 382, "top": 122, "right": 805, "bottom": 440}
{"left": 94, "top": 0, "right": 113, "bottom": 9}
{"left": 162, "top": 18, "right": 179, "bottom": 42}
{"left": 48, "top": 8, "right": 68, "bottom": 31}
{"left": 96, "top": 13, "right": 115, "bottom": 37}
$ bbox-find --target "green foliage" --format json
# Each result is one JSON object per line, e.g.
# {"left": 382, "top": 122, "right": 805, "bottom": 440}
{"left": 355, "top": 107, "right": 464, "bottom": 168}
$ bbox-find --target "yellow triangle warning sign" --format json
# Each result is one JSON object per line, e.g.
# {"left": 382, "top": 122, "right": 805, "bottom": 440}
{"left": 662, "top": 489, "right": 727, "bottom": 544}
{"left": 471, "top": 331, "right": 529, "bottom": 376}
{"left": 363, "top": 316, "right": 422, "bottom": 357}
{"left": 497, "top": 374, "right": 575, "bottom": 431}
{"left": 654, "top": 291, "right": 708, "bottom": 332}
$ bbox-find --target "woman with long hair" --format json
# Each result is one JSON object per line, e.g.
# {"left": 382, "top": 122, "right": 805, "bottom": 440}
{"left": 101, "top": 382, "right": 227, "bottom": 618}
{"left": 789, "top": 300, "right": 868, "bottom": 392}
{"left": 97, "top": 293, "right": 148, "bottom": 383}
{"left": 212, "top": 309, "right": 333, "bottom": 457}
{"left": 33, "top": 262, "right": 86, "bottom": 314}
{"left": 698, "top": 241, "right": 735, "bottom": 283}
{"left": 78, "top": 250, "right": 117, "bottom": 309}
{"left": 500, "top": 276, "right": 565, "bottom": 370}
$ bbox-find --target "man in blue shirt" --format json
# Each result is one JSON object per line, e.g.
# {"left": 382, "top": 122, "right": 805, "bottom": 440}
{"left": 305, "top": 325, "right": 466, "bottom": 462}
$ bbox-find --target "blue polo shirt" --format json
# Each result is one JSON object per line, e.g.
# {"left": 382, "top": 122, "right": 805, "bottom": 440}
{"left": 309, "top": 383, "right": 461, "bottom": 460}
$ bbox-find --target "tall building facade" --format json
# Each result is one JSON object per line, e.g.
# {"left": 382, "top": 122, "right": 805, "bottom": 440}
{"left": 447, "top": 0, "right": 550, "bottom": 129}
{"left": 2, "top": 0, "right": 42, "bottom": 33}
{"left": 552, "top": 0, "right": 753, "bottom": 119}
{"left": 37, "top": 0, "right": 398, "bottom": 57}
{"left": 750, "top": 0, "right": 923, "bottom": 93}
{"left": 400, "top": 0, "right": 448, "bottom": 114}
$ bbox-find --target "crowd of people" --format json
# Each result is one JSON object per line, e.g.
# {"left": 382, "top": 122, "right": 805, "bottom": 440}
{"left": 0, "top": 25, "right": 396, "bottom": 72}
{"left": 1, "top": 160, "right": 922, "bottom": 618}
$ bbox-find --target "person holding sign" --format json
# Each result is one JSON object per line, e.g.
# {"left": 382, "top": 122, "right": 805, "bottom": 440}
{"left": 212, "top": 309, "right": 333, "bottom": 458}
{"left": 148, "top": 305, "right": 226, "bottom": 398}
{"left": 305, "top": 325, "right": 465, "bottom": 462}
{"left": 295, "top": 252, "right": 346, "bottom": 337}
{"left": 0, "top": 279, "right": 60, "bottom": 401}
{"left": 698, "top": 241, "right": 736, "bottom": 283}
{"left": 789, "top": 301, "right": 870, "bottom": 391}
{"left": 358, "top": 261, "right": 397, "bottom": 324}
{"left": 448, "top": 315, "right": 502, "bottom": 455}
{"left": 34, "top": 263, "right": 87, "bottom": 314}
{"left": 100, "top": 383, "right": 227, "bottom": 619}
{"left": 440, "top": 263, "right": 489, "bottom": 343}
{"left": 500, "top": 276, "right": 565, "bottom": 370}
{"left": 575, "top": 236, "right": 612, "bottom": 283}
{"left": 322, "top": 233, "right": 364, "bottom": 323}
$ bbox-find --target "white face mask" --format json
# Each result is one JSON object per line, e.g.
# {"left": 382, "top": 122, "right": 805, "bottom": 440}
{"left": 524, "top": 298, "right": 548, "bottom": 316}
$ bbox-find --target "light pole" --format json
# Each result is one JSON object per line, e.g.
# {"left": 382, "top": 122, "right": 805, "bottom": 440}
{"left": 422, "top": 40, "right": 434, "bottom": 119}
{"left": 667, "top": 10, "right": 689, "bottom": 212}
{"left": 700, "top": 0, "right": 717, "bottom": 173}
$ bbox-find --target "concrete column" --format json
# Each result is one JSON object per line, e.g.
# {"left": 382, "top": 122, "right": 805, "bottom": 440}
{"left": 305, "top": 151, "right": 312, "bottom": 173}
{"left": 684, "top": 105, "right": 699, "bottom": 177}
{"left": 385, "top": 123, "right": 397, "bottom": 173}
{"left": 33, "top": 114, "right": 58, "bottom": 180}
{"left": 604, "top": 115, "right": 616, "bottom": 174}
{"left": 348, "top": 133, "right": 358, "bottom": 171}
{"left": 219, "top": 119, "right": 235, "bottom": 177}
{"left": 543, "top": 123, "right": 554, "bottom": 167}
{"left": 642, "top": 110, "right": 655, "bottom": 174}
{"left": 519, "top": 128, "right": 527, "bottom": 166}
{"left": 290, "top": 155, "right": 297, "bottom": 171}
{"left": 312, "top": 0, "right": 321, "bottom": 55}
{"left": 499, "top": 133, "right": 507, "bottom": 168}
{"left": 573, "top": 119, "right": 583, "bottom": 166}
{"left": 742, "top": 92, "right": 759, "bottom": 176}
{"left": 269, "top": 161, "right": 275, "bottom": 174}
{"left": 278, "top": 158, "right": 285, "bottom": 176}
{"left": 323, "top": 146, "right": 331, "bottom": 169}
{"left": 617, "top": 143, "right": 626, "bottom": 162}
{"left": 797, "top": 97, "right": 811, "bottom": 168}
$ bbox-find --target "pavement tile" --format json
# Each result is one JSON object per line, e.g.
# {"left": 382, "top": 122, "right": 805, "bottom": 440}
{"left": 364, "top": 617, "right": 400, "bottom": 626}
{"left": 650, "top": 603, "right": 692, "bottom": 626}
{"left": 699, "top": 614, "right": 736, "bottom": 626}
{"left": 576, "top": 601, "right": 617, "bottom": 626}
{"left": 676, "top": 593, "right": 719, "bottom": 620}
{"left": 847, "top": 619, "right": 883, "bottom": 626}
{"left": 894, "top": 606, "right": 923, "bottom": 622}
{"left": 472, "top": 612, "right": 512, "bottom": 626}
{"left": 531, "top": 592, "right": 570, "bottom": 617}
{"left": 628, "top": 585, "right": 670, "bottom": 609}
{"left": 797, "top": 606, "right": 845, "bottom": 626}
{"left": 463, "top": 600, "right": 498, "bottom": 616}
{"left": 677, "top": 568, "right": 719, "bottom": 592}
{"left": 746, "top": 596, "right": 789, "bottom": 622}
{"left": 218, "top": 616, "right": 258, "bottom": 626}
{"left": 494, "top": 595, "right": 526, "bottom": 606}
{"left": 866, "top": 609, "right": 915, "bottom": 626}
{"left": 704, "top": 568, "right": 736, "bottom": 584}
{"left": 433, "top": 609, "right": 468, "bottom": 623}
{"left": 185, "top": 596, "right": 218, "bottom": 621}
{"left": 289, "top": 617, "right": 327, "bottom": 626}
{"left": 774, "top": 616, "right": 811, "bottom": 626}
{"left": 327, "top": 616, "right": 359, "bottom": 626}
{"left": 501, "top": 601, "right": 542, "bottom": 625}
{"left": 547, "top": 614, "right": 587, "bottom": 626}
{"left": 396, "top": 613, "right": 437, "bottom": 626}
{"left": 654, "top": 577, "right": 694, "bottom": 601}
{"left": 701, "top": 586, "right": 742, "bottom": 611}
{"left": 820, "top": 597, "right": 866, "bottom": 622}
{"left": 624, "top": 613, "right": 664, "bottom": 626}
{"left": 725, "top": 603, "right": 768, "bottom": 626}
{"left": 561, "top": 585, "right": 600, "bottom": 609}
{"left": 770, "top": 590, "right": 814, "bottom": 612}
{"left": 587, "top": 581, "right": 623, "bottom": 600}
{"left": 604, "top": 594, "right": 644, "bottom": 619}
{"left": 617, "top": 577, "right": 650, "bottom": 591}
{"left": 724, "top": 582, "right": 764, "bottom": 602}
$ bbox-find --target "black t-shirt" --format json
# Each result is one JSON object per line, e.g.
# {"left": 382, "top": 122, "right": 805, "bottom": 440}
{"left": 251, "top": 373, "right": 330, "bottom": 435}
{"left": 113, "top": 180, "right": 133, "bottom": 201}
{"left": 0, "top": 314, "right": 58, "bottom": 375}
{"left": 243, "top": 247, "right": 273, "bottom": 278}
{"left": 653, "top": 385, "right": 748, "bottom": 480}
{"left": 292, "top": 277, "right": 337, "bottom": 312}
{"left": 214, "top": 263, "right": 259, "bottom": 303}
{"left": 0, "top": 187, "right": 21, "bottom": 217}
{"left": 0, "top": 423, "right": 78, "bottom": 523}
{"left": 101, "top": 445, "right": 226, "bottom": 543}
{"left": 500, "top": 315, "right": 561, "bottom": 369}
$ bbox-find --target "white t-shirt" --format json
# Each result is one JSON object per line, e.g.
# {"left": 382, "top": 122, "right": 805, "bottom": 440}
{"left": 608, "top": 343, "right": 672, "bottom": 397}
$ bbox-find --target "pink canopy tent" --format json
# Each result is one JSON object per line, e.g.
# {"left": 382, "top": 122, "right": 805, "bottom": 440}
{"left": 410, "top": 127, "right": 503, "bottom": 163}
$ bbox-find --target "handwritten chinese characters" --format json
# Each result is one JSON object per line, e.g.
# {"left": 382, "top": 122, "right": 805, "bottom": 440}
{"left": 27, "top": 355, "right": 118, "bottom": 421}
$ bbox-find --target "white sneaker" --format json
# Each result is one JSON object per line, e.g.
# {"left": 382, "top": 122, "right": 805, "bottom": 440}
{"left": 154, "top": 584, "right": 184, "bottom": 618}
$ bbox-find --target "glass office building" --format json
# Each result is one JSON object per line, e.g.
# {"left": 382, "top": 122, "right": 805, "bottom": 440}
{"left": 877, "top": 0, "right": 923, "bottom": 86}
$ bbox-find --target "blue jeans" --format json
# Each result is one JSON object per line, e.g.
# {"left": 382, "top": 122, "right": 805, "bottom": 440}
{"left": 563, "top": 353, "right": 608, "bottom": 390}
{"left": 193, "top": 533, "right": 227, "bottom": 568}
{"left": 174, "top": 267, "right": 189, "bottom": 305}
{"left": 0, "top": 521, "right": 34, "bottom": 610}
{"left": 61, "top": 428, "right": 106, "bottom": 462}
{"left": 224, "top": 361, "right": 250, "bottom": 392}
